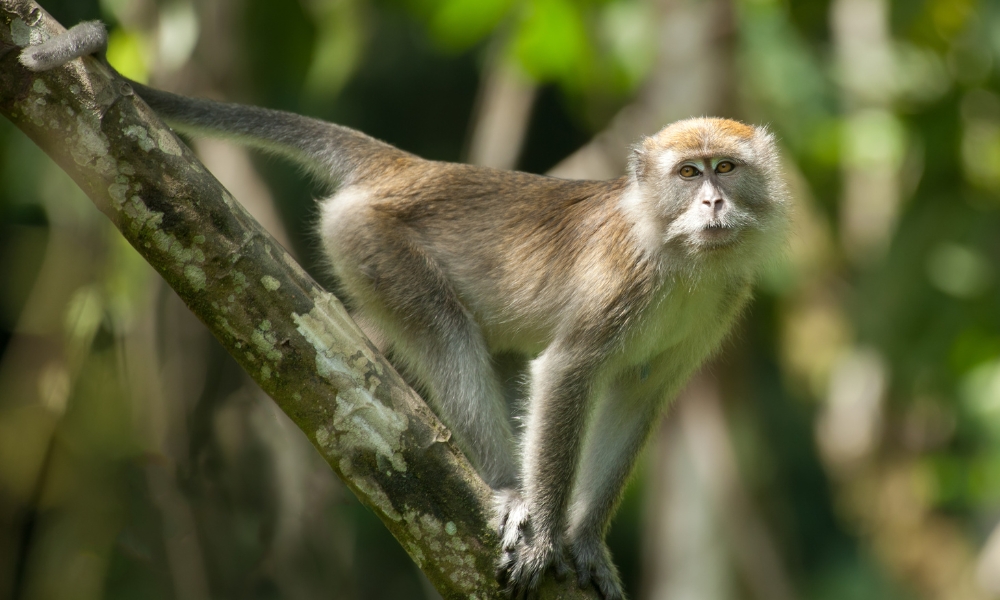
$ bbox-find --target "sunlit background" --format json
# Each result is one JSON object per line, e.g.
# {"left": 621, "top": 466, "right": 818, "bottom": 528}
{"left": 2, "top": 0, "right": 1000, "bottom": 598}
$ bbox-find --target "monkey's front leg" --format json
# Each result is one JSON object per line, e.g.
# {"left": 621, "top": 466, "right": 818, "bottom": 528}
{"left": 566, "top": 353, "right": 693, "bottom": 599}
{"left": 497, "top": 346, "right": 597, "bottom": 598}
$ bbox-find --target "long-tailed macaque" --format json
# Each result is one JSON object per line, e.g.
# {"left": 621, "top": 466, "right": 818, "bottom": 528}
{"left": 19, "top": 21, "right": 789, "bottom": 599}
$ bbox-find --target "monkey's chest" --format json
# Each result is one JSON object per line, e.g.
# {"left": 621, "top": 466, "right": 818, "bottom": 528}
{"left": 623, "top": 279, "right": 745, "bottom": 367}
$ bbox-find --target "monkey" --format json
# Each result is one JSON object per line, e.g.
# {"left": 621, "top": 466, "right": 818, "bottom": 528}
{"left": 19, "top": 21, "right": 789, "bottom": 600}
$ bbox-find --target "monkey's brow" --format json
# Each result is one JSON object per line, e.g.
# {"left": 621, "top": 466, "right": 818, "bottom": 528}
{"left": 674, "top": 154, "right": 744, "bottom": 165}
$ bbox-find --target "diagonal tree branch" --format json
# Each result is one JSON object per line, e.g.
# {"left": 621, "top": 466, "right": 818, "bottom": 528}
{"left": 0, "top": 2, "right": 597, "bottom": 598}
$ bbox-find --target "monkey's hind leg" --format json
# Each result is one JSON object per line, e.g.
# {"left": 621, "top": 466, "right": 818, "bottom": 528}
{"left": 338, "top": 228, "right": 518, "bottom": 490}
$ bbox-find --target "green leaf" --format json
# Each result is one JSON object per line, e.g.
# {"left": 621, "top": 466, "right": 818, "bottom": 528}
{"left": 105, "top": 28, "right": 148, "bottom": 84}
{"left": 511, "top": 0, "right": 591, "bottom": 87}
{"left": 430, "top": 0, "right": 516, "bottom": 50}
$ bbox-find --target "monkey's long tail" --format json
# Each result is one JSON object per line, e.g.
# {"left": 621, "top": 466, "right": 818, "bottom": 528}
{"left": 128, "top": 81, "right": 406, "bottom": 186}
{"left": 18, "top": 21, "right": 402, "bottom": 186}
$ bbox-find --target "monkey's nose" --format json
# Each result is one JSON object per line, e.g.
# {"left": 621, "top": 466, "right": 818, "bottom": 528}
{"left": 702, "top": 198, "right": 724, "bottom": 213}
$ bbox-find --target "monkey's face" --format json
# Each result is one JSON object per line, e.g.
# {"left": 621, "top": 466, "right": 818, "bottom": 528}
{"left": 629, "top": 118, "right": 788, "bottom": 264}
{"left": 660, "top": 155, "right": 752, "bottom": 249}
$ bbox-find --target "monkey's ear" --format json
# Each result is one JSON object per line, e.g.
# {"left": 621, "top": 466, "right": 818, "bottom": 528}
{"left": 629, "top": 145, "right": 648, "bottom": 180}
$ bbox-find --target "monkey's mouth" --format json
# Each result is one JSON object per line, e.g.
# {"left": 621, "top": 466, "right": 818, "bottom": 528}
{"left": 699, "top": 223, "right": 739, "bottom": 246}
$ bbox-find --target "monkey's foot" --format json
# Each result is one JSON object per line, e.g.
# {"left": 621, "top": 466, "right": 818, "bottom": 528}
{"left": 496, "top": 535, "right": 569, "bottom": 600}
{"left": 570, "top": 536, "right": 625, "bottom": 600}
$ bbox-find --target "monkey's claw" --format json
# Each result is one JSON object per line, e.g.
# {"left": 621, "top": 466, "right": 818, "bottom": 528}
{"left": 570, "top": 536, "right": 625, "bottom": 600}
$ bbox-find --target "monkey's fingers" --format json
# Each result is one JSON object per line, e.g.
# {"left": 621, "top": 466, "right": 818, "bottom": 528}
{"left": 577, "top": 568, "right": 625, "bottom": 600}
{"left": 498, "top": 539, "right": 570, "bottom": 600}
{"left": 572, "top": 548, "right": 625, "bottom": 600}
{"left": 496, "top": 546, "right": 527, "bottom": 595}
{"left": 498, "top": 559, "right": 543, "bottom": 600}
{"left": 595, "top": 579, "right": 626, "bottom": 600}
{"left": 552, "top": 547, "right": 571, "bottom": 582}
{"left": 19, "top": 20, "right": 107, "bottom": 72}
{"left": 495, "top": 546, "right": 519, "bottom": 587}
{"left": 494, "top": 488, "right": 531, "bottom": 551}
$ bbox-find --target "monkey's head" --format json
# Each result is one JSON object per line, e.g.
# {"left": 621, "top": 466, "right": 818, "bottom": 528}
{"left": 626, "top": 117, "right": 789, "bottom": 276}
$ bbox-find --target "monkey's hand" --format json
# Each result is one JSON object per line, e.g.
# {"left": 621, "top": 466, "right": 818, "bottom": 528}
{"left": 497, "top": 535, "right": 569, "bottom": 600}
{"left": 494, "top": 489, "right": 570, "bottom": 599}
{"left": 495, "top": 488, "right": 531, "bottom": 552}
{"left": 569, "top": 534, "right": 625, "bottom": 600}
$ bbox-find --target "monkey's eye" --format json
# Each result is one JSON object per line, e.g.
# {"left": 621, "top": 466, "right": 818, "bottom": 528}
{"left": 679, "top": 165, "right": 700, "bottom": 178}
{"left": 715, "top": 160, "right": 735, "bottom": 174}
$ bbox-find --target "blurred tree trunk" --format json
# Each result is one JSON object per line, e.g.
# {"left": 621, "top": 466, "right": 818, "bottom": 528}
{"left": 465, "top": 47, "right": 537, "bottom": 170}
{"left": 0, "top": 147, "right": 117, "bottom": 600}
{"left": 813, "top": 2, "right": 992, "bottom": 599}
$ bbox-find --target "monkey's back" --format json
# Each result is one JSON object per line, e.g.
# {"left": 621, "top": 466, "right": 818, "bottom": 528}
{"left": 321, "top": 158, "right": 653, "bottom": 355}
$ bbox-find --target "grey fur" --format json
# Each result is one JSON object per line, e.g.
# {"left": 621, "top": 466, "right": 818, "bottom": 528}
{"left": 129, "top": 81, "right": 404, "bottom": 186}
{"left": 19, "top": 20, "right": 106, "bottom": 71}
{"left": 21, "top": 25, "right": 790, "bottom": 600}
